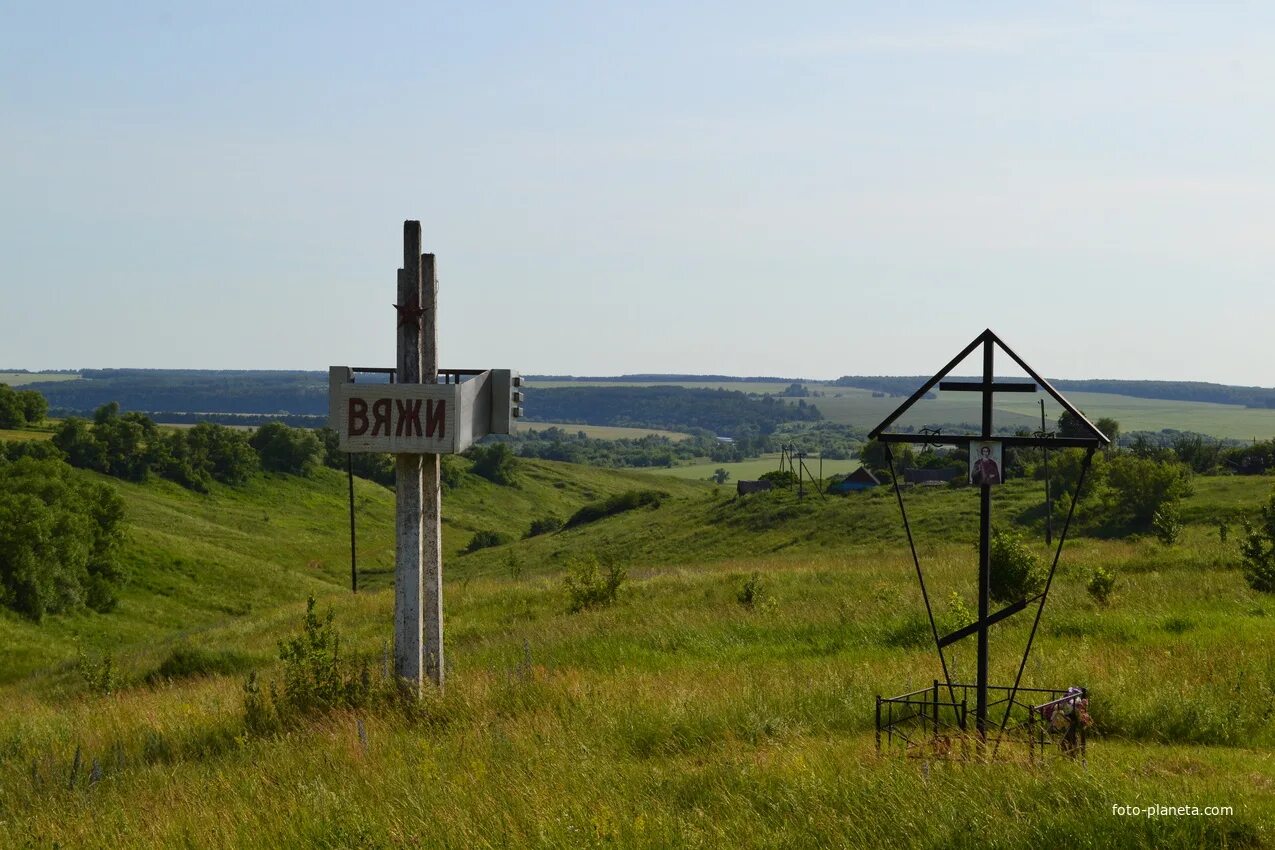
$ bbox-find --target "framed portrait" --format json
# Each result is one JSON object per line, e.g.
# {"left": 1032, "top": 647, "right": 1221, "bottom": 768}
{"left": 969, "top": 441, "right": 1004, "bottom": 486}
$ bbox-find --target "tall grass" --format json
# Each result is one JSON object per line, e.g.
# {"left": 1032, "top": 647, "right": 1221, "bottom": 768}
{"left": 1, "top": 469, "right": 1273, "bottom": 846}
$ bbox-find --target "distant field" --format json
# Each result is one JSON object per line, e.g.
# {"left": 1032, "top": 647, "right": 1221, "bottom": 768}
{"left": 524, "top": 377, "right": 1275, "bottom": 441}
{"left": 655, "top": 452, "right": 861, "bottom": 482}
{"left": 528, "top": 379, "right": 803, "bottom": 395}
{"left": 803, "top": 387, "right": 1275, "bottom": 440}
{"left": 0, "top": 426, "right": 53, "bottom": 442}
{"left": 517, "top": 421, "right": 692, "bottom": 441}
{"left": 0, "top": 372, "right": 80, "bottom": 387}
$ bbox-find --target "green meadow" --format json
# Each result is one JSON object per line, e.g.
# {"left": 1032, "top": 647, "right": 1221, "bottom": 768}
{"left": 1, "top": 454, "right": 1273, "bottom": 847}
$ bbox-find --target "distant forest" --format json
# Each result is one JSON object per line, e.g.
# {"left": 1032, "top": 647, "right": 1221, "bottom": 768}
{"left": 521, "top": 386, "right": 821, "bottom": 435}
{"left": 27, "top": 370, "right": 820, "bottom": 437}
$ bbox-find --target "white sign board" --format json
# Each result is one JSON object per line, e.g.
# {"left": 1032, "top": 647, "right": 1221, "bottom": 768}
{"left": 329, "top": 367, "right": 520, "bottom": 454}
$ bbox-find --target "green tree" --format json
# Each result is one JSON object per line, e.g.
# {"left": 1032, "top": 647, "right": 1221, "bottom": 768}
{"left": 17, "top": 390, "right": 48, "bottom": 425}
{"left": 712, "top": 468, "right": 730, "bottom": 485}
{"left": 0, "top": 385, "right": 24, "bottom": 429}
{"left": 467, "top": 442, "right": 519, "bottom": 486}
{"left": 1240, "top": 491, "right": 1275, "bottom": 593}
{"left": 249, "top": 423, "right": 322, "bottom": 476}
{"left": 1102, "top": 454, "right": 1192, "bottom": 530}
{"left": 0, "top": 457, "right": 126, "bottom": 620}
{"left": 187, "top": 423, "right": 258, "bottom": 485}
{"left": 1057, "top": 410, "right": 1117, "bottom": 443}
{"left": 52, "top": 418, "right": 108, "bottom": 473}
{"left": 857, "top": 438, "right": 913, "bottom": 474}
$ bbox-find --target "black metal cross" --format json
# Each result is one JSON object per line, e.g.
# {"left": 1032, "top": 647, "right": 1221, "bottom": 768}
{"left": 868, "top": 329, "right": 1109, "bottom": 743}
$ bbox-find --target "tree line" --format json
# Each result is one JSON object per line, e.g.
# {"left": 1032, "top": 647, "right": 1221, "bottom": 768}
{"left": 521, "top": 386, "right": 821, "bottom": 437}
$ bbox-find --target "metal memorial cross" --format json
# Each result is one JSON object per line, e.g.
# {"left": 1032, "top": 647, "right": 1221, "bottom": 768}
{"left": 328, "top": 221, "right": 523, "bottom": 696}
{"left": 868, "top": 329, "right": 1109, "bottom": 743}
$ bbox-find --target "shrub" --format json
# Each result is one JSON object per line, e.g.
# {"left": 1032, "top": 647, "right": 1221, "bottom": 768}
{"left": 1087, "top": 565, "right": 1116, "bottom": 605}
{"left": 565, "top": 490, "right": 664, "bottom": 529}
{"left": 737, "top": 572, "right": 764, "bottom": 608}
{"left": 243, "top": 598, "right": 379, "bottom": 735}
{"left": 1152, "top": 502, "right": 1183, "bottom": 546}
{"left": 987, "top": 527, "right": 1045, "bottom": 604}
{"left": 1240, "top": 491, "right": 1275, "bottom": 593}
{"left": 77, "top": 649, "right": 121, "bottom": 696}
{"left": 526, "top": 515, "right": 562, "bottom": 538}
{"left": 758, "top": 470, "right": 798, "bottom": 488}
{"left": 942, "top": 591, "right": 973, "bottom": 634}
{"left": 564, "top": 555, "right": 626, "bottom": 613}
{"left": 464, "top": 529, "right": 511, "bottom": 553}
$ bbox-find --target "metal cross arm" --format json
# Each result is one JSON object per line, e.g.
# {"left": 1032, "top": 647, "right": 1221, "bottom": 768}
{"left": 936, "top": 595, "right": 1037, "bottom": 648}
{"left": 938, "top": 380, "right": 1037, "bottom": 393}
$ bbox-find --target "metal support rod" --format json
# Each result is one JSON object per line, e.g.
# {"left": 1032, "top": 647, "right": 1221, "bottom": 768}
{"left": 976, "top": 337, "right": 993, "bottom": 741}
{"left": 887, "top": 446, "right": 959, "bottom": 714}
{"left": 348, "top": 453, "right": 357, "bottom": 594}
{"left": 1042, "top": 399, "right": 1053, "bottom": 546}
{"left": 994, "top": 447, "right": 1095, "bottom": 744}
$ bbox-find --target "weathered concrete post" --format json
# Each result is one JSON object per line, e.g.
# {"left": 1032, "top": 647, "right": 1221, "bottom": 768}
{"left": 395, "top": 222, "right": 425, "bottom": 694}
{"left": 420, "top": 252, "right": 444, "bottom": 688}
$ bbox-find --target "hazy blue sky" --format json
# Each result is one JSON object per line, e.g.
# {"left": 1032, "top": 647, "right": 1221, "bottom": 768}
{"left": 3, "top": 2, "right": 1273, "bottom": 384}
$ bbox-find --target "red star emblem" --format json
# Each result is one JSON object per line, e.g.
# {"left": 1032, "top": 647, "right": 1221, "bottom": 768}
{"left": 394, "top": 300, "right": 427, "bottom": 327}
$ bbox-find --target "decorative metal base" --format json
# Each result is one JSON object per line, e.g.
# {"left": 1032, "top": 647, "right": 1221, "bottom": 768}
{"left": 876, "top": 682, "right": 1089, "bottom": 762}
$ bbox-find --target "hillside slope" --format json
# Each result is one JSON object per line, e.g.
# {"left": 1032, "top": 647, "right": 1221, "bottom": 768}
{"left": 0, "top": 458, "right": 707, "bottom": 684}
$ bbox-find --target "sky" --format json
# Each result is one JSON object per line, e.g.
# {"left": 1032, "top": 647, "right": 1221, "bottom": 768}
{"left": 3, "top": 2, "right": 1274, "bottom": 385}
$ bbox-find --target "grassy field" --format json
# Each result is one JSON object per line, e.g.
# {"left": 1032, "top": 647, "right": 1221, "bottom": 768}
{"left": 652, "top": 452, "right": 861, "bottom": 482}
{"left": 527, "top": 376, "right": 1275, "bottom": 441}
{"left": 517, "top": 421, "right": 692, "bottom": 441}
{"left": 527, "top": 380, "right": 803, "bottom": 394}
{"left": 0, "top": 371, "right": 80, "bottom": 387}
{"left": 0, "top": 425, "right": 54, "bottom": 442}
{"left": 1, "top": 459, "right": 1273, "bottom": 847}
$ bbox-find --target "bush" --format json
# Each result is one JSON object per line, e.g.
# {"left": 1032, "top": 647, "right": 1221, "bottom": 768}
{"left": 1152, "top": 502, "right": 1183, "bottom": 546}
{"left": 737, "top": 572, "right": 764, "bottom": 608}
{"left": 464, "top": 529, "right": 511, "bottom": 553}
{"left": 565, "top": 490, "right": 664, "bottom": 529}
{"left": 564, "top": 555, "right": 626, "bottom": 613}
{"left": 468, "top": 442, "right": 519, "bottom": 486}
{"left": 758, "top": 470, "right": 798, "bottom": 488}
{"left": 526, "top": 515, "right": 562, "bottom": 538}
{"left": 77, "top": 649, "right": 121, "bottom": 696}
{"left": 1087, "top": 566, "right": 1116, "bottom": 605}
{"left": 243, "top": 598, "right": 379, "bottom": 735}
{"left": 1240, "top": 491, "right": 1275, "bottom": 593}
{"left": 987, "top": 527, "right": 1045, "bottom": 604}
{"left": 1103, "top": 454, "right": 1193, "bottom": 530}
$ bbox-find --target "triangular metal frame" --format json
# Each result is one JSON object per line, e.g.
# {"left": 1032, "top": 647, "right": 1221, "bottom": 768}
{"left": 868, "top": 328, "right": 1111, "bottom": 446}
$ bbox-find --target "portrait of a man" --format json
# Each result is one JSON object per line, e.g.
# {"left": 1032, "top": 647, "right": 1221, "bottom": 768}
{"left": 970, "top": 442, "right": 1003, "bottom": 486}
